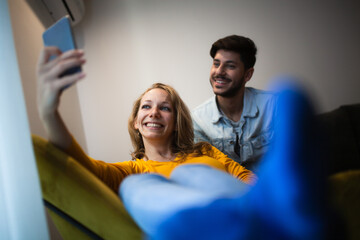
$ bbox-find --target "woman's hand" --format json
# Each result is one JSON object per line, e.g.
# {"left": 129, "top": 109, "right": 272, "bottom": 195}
{"left": 37, "top": 47, "right": 86, "bottom": 119}
{"left": 36, "top": 47, "right": 86, "bottom": 150}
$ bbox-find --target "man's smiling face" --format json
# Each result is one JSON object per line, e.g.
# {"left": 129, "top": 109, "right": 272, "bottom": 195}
{"left": 209, "top": 49, "right": 252, "bottom": 98}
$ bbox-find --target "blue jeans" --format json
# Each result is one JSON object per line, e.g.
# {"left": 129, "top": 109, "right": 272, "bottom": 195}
{"left": 119, "top": 164, "right": 250, "bottom": 236}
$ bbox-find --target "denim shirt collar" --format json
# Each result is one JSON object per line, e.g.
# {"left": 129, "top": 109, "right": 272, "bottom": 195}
{"left": 211, "top": 88, "right": 259, "bottom": 123}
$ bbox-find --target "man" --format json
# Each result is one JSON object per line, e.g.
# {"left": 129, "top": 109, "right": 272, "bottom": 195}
{"left": 192, "top": 35, "right": 277, "bottom": 171}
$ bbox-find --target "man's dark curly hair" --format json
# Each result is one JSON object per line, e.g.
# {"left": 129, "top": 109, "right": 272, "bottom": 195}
{"left": 210, "top": 35, "right": 257, "bottom": 70}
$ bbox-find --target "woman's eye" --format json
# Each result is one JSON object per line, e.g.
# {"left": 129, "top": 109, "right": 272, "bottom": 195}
{"left": 161, "top": 106, "right": 171, "bottom": 111}
{"left": 141, "top": 105, "right": 150, "bottom": 109}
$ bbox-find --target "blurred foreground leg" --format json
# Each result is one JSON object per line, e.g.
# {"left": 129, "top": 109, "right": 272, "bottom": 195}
{"left": 119, "top": 170, "right": 247, "bottom": 237}
{"left": 154, "top": 78, "right": 327, "bottom": 240}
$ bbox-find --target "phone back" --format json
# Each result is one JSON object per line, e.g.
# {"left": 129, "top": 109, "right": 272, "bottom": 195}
{"left": 42, "top": 16, "right": 81, "bottom": 77}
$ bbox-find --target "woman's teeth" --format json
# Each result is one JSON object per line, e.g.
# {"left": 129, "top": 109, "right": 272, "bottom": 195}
{"left": 146, "top": 123, "right": 162, "bottom": 127}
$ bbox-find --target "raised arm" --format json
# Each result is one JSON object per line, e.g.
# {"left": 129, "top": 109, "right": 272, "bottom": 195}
{"left": 36, "top": 47, "right": 86, "bottom": 151}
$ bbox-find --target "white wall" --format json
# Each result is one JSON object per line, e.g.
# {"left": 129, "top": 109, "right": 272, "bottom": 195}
{"left": 12, "top": 0, "right": 360, "bottom": 163}
{"left": 77, "top": 0, "right": 360, "bottom": 163}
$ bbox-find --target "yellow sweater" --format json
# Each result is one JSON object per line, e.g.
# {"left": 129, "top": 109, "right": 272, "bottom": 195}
{"left": 65, "top": 138, "right": 257, "bottom": 192}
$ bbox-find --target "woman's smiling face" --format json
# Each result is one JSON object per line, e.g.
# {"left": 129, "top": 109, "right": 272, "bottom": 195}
{"left": 134, "top": 88, "right": 175, "bottom": 142}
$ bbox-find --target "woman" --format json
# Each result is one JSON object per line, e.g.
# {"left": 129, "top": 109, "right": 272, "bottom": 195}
{"left": 37, "top": 47, "right": 326, "bottom": 240}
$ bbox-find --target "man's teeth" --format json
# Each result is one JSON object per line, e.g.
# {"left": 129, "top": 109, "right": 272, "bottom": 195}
{"left": 146, "top": 123, "right": 162, "bottom": 127}
{"left": 216, "top": 79, "right": 226, "bottom": 83}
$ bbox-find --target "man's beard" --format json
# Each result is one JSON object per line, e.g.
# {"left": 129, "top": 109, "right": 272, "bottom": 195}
{"left": 211, "top": 76, "right": 245, "bottom": 98}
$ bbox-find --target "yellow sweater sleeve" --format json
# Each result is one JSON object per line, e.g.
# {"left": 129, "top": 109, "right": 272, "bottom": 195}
{"left": 64, "top": 136, "right": 144, "bottom": 192}
{"left": 206, "top": 146, "right": 258, "bottom": 185}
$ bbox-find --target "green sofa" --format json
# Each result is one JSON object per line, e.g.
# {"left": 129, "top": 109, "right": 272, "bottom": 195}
{"left": 32, "top": 104, "right": 360, "bottom": 240}
{"left": 32, "top": 135, "right": 142, "bottom": 240}
{"left": 317, "top": 104, "right": 360, "bottom": 240}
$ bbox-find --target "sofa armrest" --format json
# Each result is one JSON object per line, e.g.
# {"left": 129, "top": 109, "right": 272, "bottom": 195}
{"left": 329, "top": 170, "right": 360, "bottom": 240}
{"left": 32, "top": 135, "right": 142, "bottom": 240}
{"left": 317, "top": 104, "right": 360, "bottom": 175}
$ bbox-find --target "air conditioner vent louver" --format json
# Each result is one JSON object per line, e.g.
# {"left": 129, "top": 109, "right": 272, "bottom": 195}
{"left": 26, "top": 0, "right": 85, "bottom": 28}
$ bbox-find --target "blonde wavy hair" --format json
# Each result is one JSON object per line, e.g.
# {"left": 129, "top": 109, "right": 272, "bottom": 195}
{"left": 128, "top": 83, "right": 210, "bottom": 160}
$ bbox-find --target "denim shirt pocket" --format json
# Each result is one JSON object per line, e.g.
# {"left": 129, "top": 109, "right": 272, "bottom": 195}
{"left": 210, "top": 138, "right": 224, "bottom": 152}
{"left": 251, "top": 130, "right": 274, "bottom": 149}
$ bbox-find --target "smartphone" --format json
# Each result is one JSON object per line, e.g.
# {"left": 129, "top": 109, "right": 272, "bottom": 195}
{"left": 42, "top": 15, "right": 82, "bottom": 77}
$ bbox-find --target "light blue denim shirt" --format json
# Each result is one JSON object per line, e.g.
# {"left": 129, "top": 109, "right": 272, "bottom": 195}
{"left": 192, "top": 87, "right": 277, "bottom": 171}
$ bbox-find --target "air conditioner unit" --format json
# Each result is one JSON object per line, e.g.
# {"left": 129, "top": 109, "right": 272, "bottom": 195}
{"left": 26, "top": 0, "right": 85, "bottom": 28}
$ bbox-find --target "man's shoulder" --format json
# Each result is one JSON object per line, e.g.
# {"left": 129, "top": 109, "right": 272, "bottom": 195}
{"left": 246, "top": 87, "right": 276, "bottom": 98}
{"left": 192, "top": 96, "right": 216, "bottom": 115}
{"left": 245, "top": 87, "right": 278, "bottom": 118}
{"left": 246, "top": 87, "right": 277, "bottom": 105}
